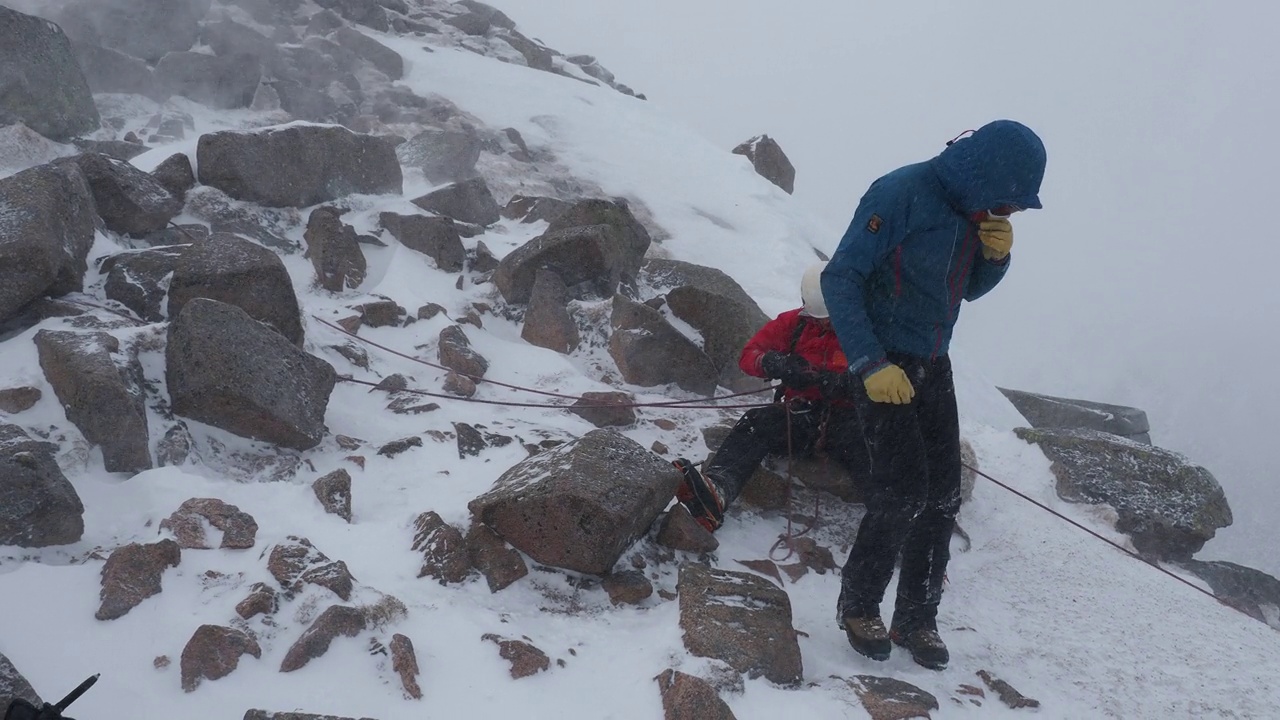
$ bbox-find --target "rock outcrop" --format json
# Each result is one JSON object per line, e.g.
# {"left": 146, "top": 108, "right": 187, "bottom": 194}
{"left": 0, "top": 6, "right": 99, "bottom": 140}
{"left": 198, "top": 125, "right": 402, "bottom": 208}
{"left": 34, "top": 330, "right": 151, "bottom": 474}
{"left": 166, "top": 299, "right": 336, "bottom": 450}
{"left": 643, "top": 259, "right": 770, "bottom": 392}
{"left": 468, "top": 429, "right": 679, "bottom": 576}
{"left": 160, "top": 498, "right": 258, "bottom": 549}
{"left": 1016, "top": 427, "right": 1232, "bottom": 560}
{"left": 0, "top": 162, "right": 97, "bottom": 323}
{"left": 677, "top": 564, "right": 803, "bottom": 686}
{"left": 732, "top": 135, "right": 795, "bottom": 194}
{"left": 181, "top": 625, "right": 262, "bottom": 692}
{"left": 97, "top": 539, "right": 182, "bottom": 620}
{"left": 608, "top": 295, "right": 719, "bottom": 395}
{"left": 167, "top": 233, "right": 305, "bottom": 345}
{"left": 0, "top": 424, "right": 84, "bottom": 547}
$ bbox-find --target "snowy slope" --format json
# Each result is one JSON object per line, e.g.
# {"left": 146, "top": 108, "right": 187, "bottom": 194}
{"left": 2, "top": 25, "right": 1278, "bottom": 720}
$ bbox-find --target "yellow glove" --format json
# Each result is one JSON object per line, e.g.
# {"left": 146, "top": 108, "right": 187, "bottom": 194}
{"left": 979, "top": 216, "right": 1013, "bottom": 261}
{"left": 864, "top": 364, "right": 915, "bottom": 404}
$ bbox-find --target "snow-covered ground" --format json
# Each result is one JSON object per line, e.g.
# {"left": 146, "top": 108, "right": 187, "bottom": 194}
{"left": 2, "top": 23, "right": 1278, "bottom": 720}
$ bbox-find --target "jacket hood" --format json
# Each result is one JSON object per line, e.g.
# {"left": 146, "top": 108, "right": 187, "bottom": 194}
{"left": 931, "top": 120, "right": 1046, "bottom": 213}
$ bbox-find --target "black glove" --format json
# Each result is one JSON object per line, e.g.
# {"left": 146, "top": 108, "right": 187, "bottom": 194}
{"left": 759, "top": 351, "right": 819, "bottom": 389}
{"left": 817, "top": 370, "right": 855, "bottom": 400}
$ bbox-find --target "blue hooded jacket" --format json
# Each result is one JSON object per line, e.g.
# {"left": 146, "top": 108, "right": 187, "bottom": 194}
{"left": 821, "top": 120, "right": 1046, "bottom": 376}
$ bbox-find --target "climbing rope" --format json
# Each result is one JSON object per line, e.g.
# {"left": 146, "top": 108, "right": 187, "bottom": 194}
{"left": 57, "top": 268, "right": 1250, "bottom": 617}
{"left": 316, "top": 315, "right": 777, "bottom": 407}
{"left": 966, "top": 463, "right": 1241, "bottom": 613}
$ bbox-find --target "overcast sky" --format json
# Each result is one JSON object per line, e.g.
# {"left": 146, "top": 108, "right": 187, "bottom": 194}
{"left": 491, "top": 0, "right": 1280, "bottom": 574}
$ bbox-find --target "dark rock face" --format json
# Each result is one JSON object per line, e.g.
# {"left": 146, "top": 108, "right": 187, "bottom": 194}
{"left": 396, "top": 127, "right": 481, "bottom": 184}
{"left": 389, "top": 634, "right": 421, "bottom": 700}
{"left": 656, "top": 506, "right": 718, "bottom": 554}
{"left": 166, "top": 299, "right": 336, "bottom": 450}
{"left": 0, "top": 653, "right": 42, "bottom": 715}
{"left": 493, "top": 227, "right": 627, "bottom": 304}
{"left": 0, "top": 162, "right": 98, "bottom": 323}
{"left": 1178, "top": 559, "right": 1280, "bottom": 629}
{"left": 437, "top": 325, "right": 489, "bottom": 379}
{"left": 502, "top": 195, "right": 571, "bottom": 224}
{"left": 167, "top": 233, "right": 305, "bottom": 345}
{"left": 235, "top": 583, "right": 279, "bottom": 620}
{"left": 569, "top": 392, "right": 636, "bottom": 428}
{"left": 180, "top": 625, "right": 262, "bottom": 692}
{"left": 34, "top": 330, "right": 152, "bottom": 474}
{"left": 151, "top": 153, "right": 197, "bottom": 201}
{"left": 202, "top": 17, "right": 276, "bottom": 58}
{"left": 71, "top": 0, "right": 211, "bottom": 64}
{"left": 103, "top": 246, "right": 187, "bottom": 322}
{"left": 0, "top": 424, "right": 85, "bottom": 547}
{"left": 1017, "top": 427, "right": 1232, "bottom": 560}
{"left": 160, "top": 498, "right": 259, "bottom": 549}
{"left": 655, "top": 669, "right": 738, "bottom": 720}
{"left": 602, "top": 570, "right": 653, "bottom": 606}
{"left": 0, "top": 387, "right": 41, "bottom": 414}
{"left": 330, "top": 0, "right": 389, "bottom": 32}
{"left": 465, "top": 522, "right": 527, "bottom": 592}
{"left": 643, "top": 259, "right": 771, "bottom": 392}
{"left": 521, "top": 269, "right": 580, "bottom": 353}
{"left": 97, "top": 539, "right": 183, "bottom": 620}
{"left": 844, "top": 675, "right": 940, "bottom": 720}
{"left": 280, "top": 605, "right": 367, "bottom": 673}
{"left": 198, "top": 125, "right": 403, "bottom": 208}
{"left": 544, "top": 199, "right": 652, "bottom": 281}
{"left": 71, "top": 138, "right": 149, "bottom": 162}
{"left": 457, "top": 0, "right": 515, "bottom": 29}
{"left": 732, "top": 135, "right": 795, "bottom": 194}
{"left": 677, "top": 564, "right": 803, "bottom": 686}
{"left": 1000, "top": 388, "right": 1152, "bottom": 444}
{"left": 64, "top": 153, "right": 184, "bottom": 238}
{"left": 155, "top": 51, "right": 261, "bottom": 109}
{"left": 608, "top": 294, "right": 719, "bottom": 396}
{"left": 498, "top": 30, "right": 553, "bottom": 71}
{"left": 333, "top": 26, "right": 402, "bottom": 80}
{"left": 468, "top": 429, "right": 680, "bottom": 576}
{"left": 0, "top": 6, "right": 100, "bottom": 141}
{"left": 481, "top": 634, "right": 549, "bottom": 679}
{"left": 410, "top": 178, "right": 500, "bottom": 226}
{"left": 304, "top": 207, "right": 367, "bottom": 292}
{"left": 412, "top": 511, "right": 471, "bottom": 584}
{"left": 267, "top": 536, "right": 356, "bottom": 600}
{"left": 71, "top": 41, "right": 159, "bottom": 98}
{"left": 313, "top": 469, "right": 353, "bottom": 522}
{"left": 379, "top": 213, "right": 465, "bottom": 272}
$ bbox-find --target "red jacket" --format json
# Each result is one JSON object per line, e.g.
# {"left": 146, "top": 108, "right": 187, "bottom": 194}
{"left": 739, "top": 309, "right": 849, "bottom": 403}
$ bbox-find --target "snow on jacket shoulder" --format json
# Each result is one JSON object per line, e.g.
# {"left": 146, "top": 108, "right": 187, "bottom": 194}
{"left": 740, "top": 308, "right": 847, "bottom": 402}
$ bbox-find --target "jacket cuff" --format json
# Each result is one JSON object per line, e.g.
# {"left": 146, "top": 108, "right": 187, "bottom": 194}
{"left": 855, "top": 357, "right": 891, "bottom": 379}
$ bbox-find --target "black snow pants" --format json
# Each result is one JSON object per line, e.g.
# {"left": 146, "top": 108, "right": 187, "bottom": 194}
{"left": 837, "top": 353, "right": 963, "bottom": 629}
{"left": 702, "top": 399, "right": 870, "bottom": 509}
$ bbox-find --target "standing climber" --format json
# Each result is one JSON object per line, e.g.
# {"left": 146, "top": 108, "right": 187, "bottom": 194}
{"left": 672, "top": 262, "right": 868, "bottom": 533}
{"left": 821, "top": 119, "right": 1046, "bottom": 669}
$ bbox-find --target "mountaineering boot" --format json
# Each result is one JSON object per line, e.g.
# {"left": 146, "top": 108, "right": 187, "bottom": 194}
{"left": 671, "top": 458, "right": 725, "bottom": 532}
{"left": 841, "top": 615, "right": 892, "bottom": 662}
{"left": 890, "top": 622, "right": 949, "bottom": 670}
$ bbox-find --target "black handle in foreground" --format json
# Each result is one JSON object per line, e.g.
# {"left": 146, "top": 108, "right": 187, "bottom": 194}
{"left": 53, "top": 675, "right": 99, "bottom": 713}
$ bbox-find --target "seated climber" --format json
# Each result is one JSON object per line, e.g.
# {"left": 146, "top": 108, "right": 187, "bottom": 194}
{"left": 672, "top": 262, "right": 867, "bottom": 532}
